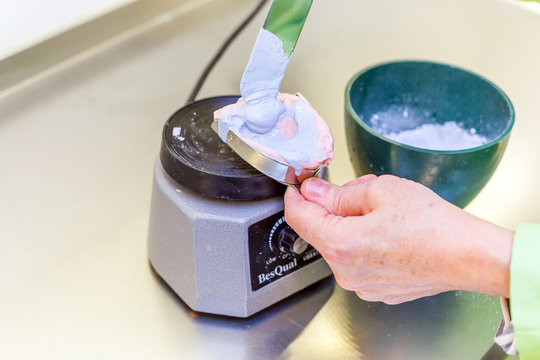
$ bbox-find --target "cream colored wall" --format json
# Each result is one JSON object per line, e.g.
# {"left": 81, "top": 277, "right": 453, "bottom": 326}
{"left": 0, "top": 0, "right": 135, "bottom": 60}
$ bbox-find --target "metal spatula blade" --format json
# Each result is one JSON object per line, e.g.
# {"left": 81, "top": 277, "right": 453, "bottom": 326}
{"left": 211, "top": 120, "right": 320, "bottom": 186}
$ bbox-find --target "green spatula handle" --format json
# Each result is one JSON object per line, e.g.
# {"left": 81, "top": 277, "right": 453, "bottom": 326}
{"left": 263, "top": 0, "right": 313, "bottom": 56}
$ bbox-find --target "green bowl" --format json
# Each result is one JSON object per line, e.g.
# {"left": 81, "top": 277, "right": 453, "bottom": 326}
{"left": 345, "top": 61, "right": 514, "bottom": 208}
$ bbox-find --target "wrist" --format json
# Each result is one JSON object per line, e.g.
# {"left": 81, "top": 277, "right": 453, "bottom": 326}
{"left": 460, "top": 216, "right": 513, "bottom": 297}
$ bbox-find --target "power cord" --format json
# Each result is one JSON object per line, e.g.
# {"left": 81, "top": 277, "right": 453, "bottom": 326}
{"left": 186, "top": 0, "right": 269, "bottom": 104}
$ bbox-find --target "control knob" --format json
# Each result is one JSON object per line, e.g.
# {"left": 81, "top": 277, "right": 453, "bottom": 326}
{"left": 276, "top": 224, "right": 309, "bottom": 255}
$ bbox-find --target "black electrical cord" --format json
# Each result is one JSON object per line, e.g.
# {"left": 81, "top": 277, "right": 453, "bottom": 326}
{"left": 186, "top": 0, "right": 269, "bottom": 105}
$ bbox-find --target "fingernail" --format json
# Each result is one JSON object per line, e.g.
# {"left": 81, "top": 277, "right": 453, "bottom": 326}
{"left": 287, "top": 185, "right": 300, "bottom": 193}
{"left": 304, "top": 178, "right": 330, "bottom": 198}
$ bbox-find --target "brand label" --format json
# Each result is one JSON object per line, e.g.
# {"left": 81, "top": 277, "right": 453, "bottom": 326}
{"left": 248, "top": 211, "right": 323, "bottom": 291}
{"left": 257, "top": 258, "right": 298, "bottom": 285}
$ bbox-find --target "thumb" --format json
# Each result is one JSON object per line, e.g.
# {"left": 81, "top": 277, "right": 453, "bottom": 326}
{"left": 300, "top": 176, "right": 377, "bottom": 216}
{"left": 284, "top": 186, "right": 344, "bottom": 249}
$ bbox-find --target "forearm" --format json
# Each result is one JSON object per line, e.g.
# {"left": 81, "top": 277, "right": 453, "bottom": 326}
{"left": 452, "top": 213, "right": 513, "bottom": 298}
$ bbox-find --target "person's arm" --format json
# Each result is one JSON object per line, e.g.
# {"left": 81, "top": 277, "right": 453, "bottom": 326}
{"left": 284, "top": 175, "right": 513, "bottom": 304}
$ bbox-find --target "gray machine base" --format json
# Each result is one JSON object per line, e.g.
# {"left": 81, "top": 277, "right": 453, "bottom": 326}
{"left": 147, "top": 160, "right": 332, "bottom": 317}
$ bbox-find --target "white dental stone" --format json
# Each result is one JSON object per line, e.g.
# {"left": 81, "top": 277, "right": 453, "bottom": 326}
{"left": 381, "top": 121, "right": 489, "bottom": 151}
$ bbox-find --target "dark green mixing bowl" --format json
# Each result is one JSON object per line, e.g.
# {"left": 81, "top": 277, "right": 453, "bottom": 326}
{"left": 345, "top": 61, "right": 514, "bottom": 208}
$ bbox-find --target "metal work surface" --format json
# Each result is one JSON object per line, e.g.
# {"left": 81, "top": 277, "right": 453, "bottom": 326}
{"left": 1, "top": 0, "right": 539, "bottom": 358}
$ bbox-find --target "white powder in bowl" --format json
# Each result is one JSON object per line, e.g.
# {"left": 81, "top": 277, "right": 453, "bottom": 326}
{"left": 379, "top": 121, "right": 488, "bottom": 151}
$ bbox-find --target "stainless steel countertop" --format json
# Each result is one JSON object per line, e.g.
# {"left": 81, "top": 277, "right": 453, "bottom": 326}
{"left": 1, "top": 0, "right": 539, "bottom": 358}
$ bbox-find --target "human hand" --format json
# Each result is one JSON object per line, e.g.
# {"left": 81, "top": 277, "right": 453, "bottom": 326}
{"left": 284, "top": 175, "right": 513, "bottom": 304}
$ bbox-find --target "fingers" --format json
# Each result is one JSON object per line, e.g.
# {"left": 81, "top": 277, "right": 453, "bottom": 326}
{"left": 284, "top": 186, "right": 344, "bottom": 249}
{"left": 300, "top": 176, "right": 377, "bottom": 216}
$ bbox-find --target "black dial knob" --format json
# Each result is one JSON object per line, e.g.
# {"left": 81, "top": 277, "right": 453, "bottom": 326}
{"left": 276, "top": 224, "right": 309, "bottom": 256}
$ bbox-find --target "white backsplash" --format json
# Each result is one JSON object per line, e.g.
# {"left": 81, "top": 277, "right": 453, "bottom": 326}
{"left": 0, "top": 0, "right": 135, "bottom": 60}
